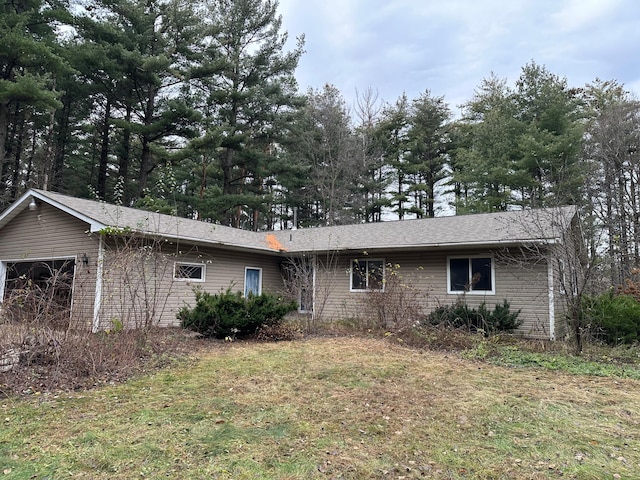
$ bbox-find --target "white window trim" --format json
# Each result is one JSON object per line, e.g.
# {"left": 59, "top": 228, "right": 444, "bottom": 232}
{"left": 446, "top": 255, "right": 495, "bottom": 295}
{"left": 298, "top": 264, "right": 314, "bottom": 314}
{"left": 0, "top": 262, "right": 6, "bottom": 303}
{"left": 299, "top": 293, "right": 312, "bottom": 313}
{"left": 350, "top": 258, "right": 385, "bottom": 292}
{"left": 173, "top": 262, "right": 206, "bottom": 282}
{"left": 244, "top": 266, "right": 262, "bottom": 296}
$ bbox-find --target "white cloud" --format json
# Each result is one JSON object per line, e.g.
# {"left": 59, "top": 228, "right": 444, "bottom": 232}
{"left": 550, "top": 0, "right": 623, "bottom": 32}
{"left": 278, "top": 0, "right": 640, "bottom": 109}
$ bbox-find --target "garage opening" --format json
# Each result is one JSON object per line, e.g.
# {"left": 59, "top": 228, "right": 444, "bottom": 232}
{"left": 2, "top": 259, "right": 75, "bottom": 328}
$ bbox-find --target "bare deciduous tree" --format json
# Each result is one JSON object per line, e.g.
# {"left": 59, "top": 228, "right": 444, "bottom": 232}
{"left": 499, "top": 207, "right": 592, "bottom": 353}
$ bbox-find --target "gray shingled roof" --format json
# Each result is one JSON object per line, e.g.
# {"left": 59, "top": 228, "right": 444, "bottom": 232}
{"left": 11, "top": 189, "right": 277, "bottom": 253}
{"left": 273, "top": 206, "right": 577, "bottom": 253}
{"left": 1, "top": 189, "right": 576, "bottom": 255}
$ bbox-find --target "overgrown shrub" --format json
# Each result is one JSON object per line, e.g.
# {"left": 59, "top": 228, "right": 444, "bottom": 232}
{"left": 581, "top": 292, "right": 640, "bottom": 345}
{"left": 361, "top": 263, "right": 426, "bottom": 331}
{"left": 177, "top": 288, "right": 297, "bottom": 338}
{"left": 423, "top": 299, "right": 521, "bottom": 334}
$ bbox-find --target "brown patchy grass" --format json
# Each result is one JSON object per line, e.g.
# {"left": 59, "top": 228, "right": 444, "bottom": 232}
{"left": 1, "top": 336, "right": 639, "bottom": 479}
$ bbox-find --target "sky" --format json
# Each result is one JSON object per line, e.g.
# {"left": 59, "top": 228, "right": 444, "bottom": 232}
{"left": 277, "top": 0, "right": 640, "bottom": 115}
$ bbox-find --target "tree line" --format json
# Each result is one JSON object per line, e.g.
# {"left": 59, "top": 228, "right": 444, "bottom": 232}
{"left": 2, "top": 0, "right": 640, "bottom": 287}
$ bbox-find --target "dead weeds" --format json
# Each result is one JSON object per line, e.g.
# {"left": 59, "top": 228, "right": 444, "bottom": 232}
{"left": 1, "top": 337, "right": 639, "bottom": 478}
{"left": 0, "top": 325, "right": 204, "bottom": 396}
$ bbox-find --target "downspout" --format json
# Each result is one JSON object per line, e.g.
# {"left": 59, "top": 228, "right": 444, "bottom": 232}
{"left": 0, "top": 261, "right": 6, "bottom": 303}
{"left": 547, "top": 256, "right": 556, "bottom": 341}
{"left": 312, "top": 254, "right": 317, "bottom": 323}
{"left": 92, "top": 234, "right": 105, "bottom": 332}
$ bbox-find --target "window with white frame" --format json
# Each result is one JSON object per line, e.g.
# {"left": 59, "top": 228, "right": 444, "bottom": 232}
{"left": 447, "top": 256, "right": 494, "bottom": 294}
{"left": 350, "top": 259, "right": 384, "bottom": 291}
{"left": 298, "top": 265, "right": 314, "bottom": 313}
{"left": 174, "top": 262, "right": 205, "bottom": 282}
{"left": 244, "top": 267, "right": 262, "bottom": 296}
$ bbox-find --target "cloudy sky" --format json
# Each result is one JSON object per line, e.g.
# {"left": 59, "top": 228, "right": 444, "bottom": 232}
{"left": 277, "top": 0, "right": 640, "bottom": 113}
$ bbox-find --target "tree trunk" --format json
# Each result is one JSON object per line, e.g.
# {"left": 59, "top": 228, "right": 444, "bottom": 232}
{"left": 52, "top": 98, "right": 71, "bottom": 191}
{"left": 0, "top": 102, "right": 11, "bottom": 200}
{"left": 137, "top": 86, "right": 157, "bottom": 197}
{"left": 118, "top": 104, "right": 132, "bottom": 203}
{"left": 97, "top": 99, "right": 112, "bottom": 198}
{"left": 10, "top": 109, "right": 27, "bottom": 199}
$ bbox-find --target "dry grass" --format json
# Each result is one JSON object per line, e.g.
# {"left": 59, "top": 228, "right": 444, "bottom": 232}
{"left": 1, "top": 336, "right": 639, "bottom": 479}
{"left": 0, "top": 325, "right": 199, "bottom": 395}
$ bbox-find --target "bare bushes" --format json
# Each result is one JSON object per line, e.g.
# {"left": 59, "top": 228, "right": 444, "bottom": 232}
{"left": 355, "top": 263, "right": 429, "bottom": 332}
{"left": 280, "top": 253, "right": 339, "bottom": 334}
{"left": 0, "top": 240, "right": 191, "bottom": 396}
{"left": 100, "top": 231, "right": 174, "bottom": 329}
{"left": 2, "top": 260, "right": 76, "bottom": 330}
{"left": 0, "top": 324, "right": 193, "bottom": 396}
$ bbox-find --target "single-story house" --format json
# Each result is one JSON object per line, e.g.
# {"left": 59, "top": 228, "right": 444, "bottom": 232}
{"left": 0, "top": 189, "right": 580, "bottom": 340}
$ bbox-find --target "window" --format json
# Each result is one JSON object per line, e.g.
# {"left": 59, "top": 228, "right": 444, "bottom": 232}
{"left": 298, "top": 266, "right": 314, "bottom": 313}
{"left": 174, "top": 262, "right": 205, "bottom": 282}
{"left": 448, "top": 256, "right": 494, "bottom": 294}
{"left": 350, "top": 259, "right": 384, "bottom": 291}
{"left": 244, "top": 267, "right": 262, "bottom": 296}
{"left": 299, "top": 283, "right": 313, "bottom": 313}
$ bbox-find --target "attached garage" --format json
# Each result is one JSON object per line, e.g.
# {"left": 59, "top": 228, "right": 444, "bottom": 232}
{"left": 1, "top": 258, "right": 77, "bottom": 327}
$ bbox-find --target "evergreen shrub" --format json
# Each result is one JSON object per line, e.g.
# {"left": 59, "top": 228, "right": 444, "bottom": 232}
{"left": 581, "top": 292, "right": 640, "bottom": 345}
{"left": 423, "top": 299, "right": 521, "bottom": 334}
{"left": 178, "top": 288, "right": 297, "bottom": 338}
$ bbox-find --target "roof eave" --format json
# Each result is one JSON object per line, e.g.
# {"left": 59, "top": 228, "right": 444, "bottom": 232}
{"left": 284, "top": 237, "right": 558, "bottom": 254}
{"left": 0, "top": 189, "right": 105, "bottom": 232}
{"left": 102, "top": 229, "right": 284, "bottom": 255}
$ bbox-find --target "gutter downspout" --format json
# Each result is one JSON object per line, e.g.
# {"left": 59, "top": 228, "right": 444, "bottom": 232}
{"left": 0, "top": 262, "right": 6, "bottom": 303}
{"left": 547, "top": 256, "right": 556, "bottom": 341}
{"left": 312, "top": 254, "right": 317, "bottom": 323}
{"left": 92, "top": 234, "right": 105, "bottom": 332}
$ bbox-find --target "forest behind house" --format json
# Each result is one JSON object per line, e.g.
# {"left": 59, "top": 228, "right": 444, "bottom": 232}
{"left": 2, "top": 0, "right": 639, "bottom": 289}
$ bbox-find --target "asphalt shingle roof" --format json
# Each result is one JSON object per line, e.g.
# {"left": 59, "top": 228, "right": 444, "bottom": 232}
{"left": 272, "top": 206, "right": 577, "bottom": 253}
{"left": 1, "top": 189, "right": 577, "bottom": 255}
{"left": 25, "top": 190, "right": 274, "bottom": 252}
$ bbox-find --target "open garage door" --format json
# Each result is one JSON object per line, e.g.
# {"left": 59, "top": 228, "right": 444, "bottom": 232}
{"left": 2, "top": 259, "right": 76, "bottom": 328}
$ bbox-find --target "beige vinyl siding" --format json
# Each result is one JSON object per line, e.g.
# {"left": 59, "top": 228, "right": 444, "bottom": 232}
{"left": 0, "top": 203, "right": 99, "bottom": 326}
{"left": 315, "top": 251, "right": 443, "bottom": 323}
{"left": 97, "top": 241, "right": 283, "bottom": 329}
{"left": 165, "top": 246, "right": 283, "bottom": 327}
{"left": 315, "top": 249, "right": 552, "bottom": 339}
{"left": 492, "top": 253, "right": 552, "bottom": 339}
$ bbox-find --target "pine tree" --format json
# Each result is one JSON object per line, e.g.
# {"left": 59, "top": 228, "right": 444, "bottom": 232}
{"left": 404, "top": 90, "right": 451, "bottom": 218}
{"left": 0, "top": 0, "right": 69, "bottom": 204}
{"left": 190, "top": 0, "right": 304, "bottom": 229}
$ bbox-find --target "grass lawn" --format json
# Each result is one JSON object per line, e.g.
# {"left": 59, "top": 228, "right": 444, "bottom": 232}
{"left": 1, "top": 336, "right": 639, "bottom": 479}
